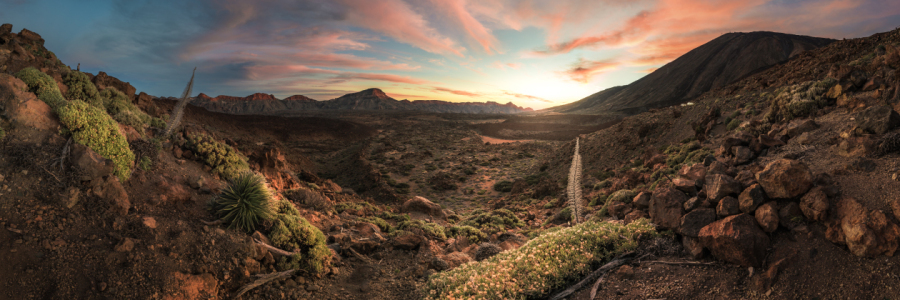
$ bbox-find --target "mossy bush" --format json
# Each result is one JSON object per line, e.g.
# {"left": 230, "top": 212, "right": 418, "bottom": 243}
{"left": 334, "top": 201, "right": 377, "bottom": 215}
{"left": 764, "top": 79, "right": 837, "bottom": 123}
{"left": 63, "top": 71, "right": 102, "bottom": 108}
{"left": 398, "top": 219, "right": 447, "bottom": 241}
{"left": 726, "top": 118, "right": 742, "bottom": 131}
{"left": 359, "top": 216, "right": 393, "bottom": 233}
{"left": 423, "top": 219, "right": 656, "bottom": 299}
{"left": 493, "top": 180, "right": 514, "bottom": 192}
{"left": 100, "top": 87, "right": 163, "bottom": 134}
{"left": 608, "top": 189, "right": 637, "bottom": 203}
{"left": 268, "top": 199, "right": 331, "bottom": 274}
{"left": 184, "top": 132, "right": 249, "bottom": 180}
{"left": 461, "top": 209, "right": 525, "bottom": 234}
{"left": 15, "top": 67, "right": 66, "bottom": 111}
{"left": 209, "top": 172, "right": 274, "bottom": 232}
{"left": 57, "top": 100, "right": 134, "bottom": 181}
{"left": 446, "top": 225, "right": 487, "bottom": 244}
{"left": 378, "top": 211, "right": 411, "bottom": 222}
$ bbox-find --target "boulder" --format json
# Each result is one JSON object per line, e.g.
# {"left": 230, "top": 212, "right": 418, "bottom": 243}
{"left": 678, "top": 163, "right": 708, "bottom": 185}
{"left": 738, "top": 184, "right": 767, "bottom": 214}
{"left": 474, "top": 243, "right": 502, "bottom": 261}
{"left": 716, "top": 196, "right": 741, "bottom": 217}
{"left": 0, "top": 23, "right": 11, "bottom": 34}
{"left": 608, "top": 201, "right": 633, "bottom": 219}
{"left": 707, "top": 161, "right": 732, "bottom": 176}
{"left": 755, "top": 202, "right": 779, "bottom": 233}
{"left": 784, "top": 119, "right": 819, "bottom": 138}
{"left": 392, "top": 233, "right": 424, "bottom": 251}
{"left": 673, "top": 178, "right": 697, "bottom": 194}
{"left": 401, "top": 196, "right": 446, "bottom": 220}
{"left": 734, "top": 169, "right": 757, "bottom": 189}
{"left": 18, "top": 28, "right": 45, "bottom": 46}
{"left": 441, "top": 252, "right": 472, "bottom": 269}
{"left": 836, "top": 197, "right": 879, "bottom": 257}
{"left": 682, "top": 236, "right": 705, "bottom": 259}
{"left": 632, "top": 192, "right": 651, "bottom": 209}
{"left": 699, "top": 214, "right": 770, "bottom": 267}
{"left": 704, "top": 174, "right": 742, "bottom": 201}
{"left": 648, "top": 186, "right": 687, "bottom": 230}
{"left": 799, "top": 186, "right": 829, "bottom": 221}
{"left": 855, "top": 105, "right": 900, "bottom": 134}
{"left": 683, "top": 197, "right": 702, "bottom": 212}
{"left": 680, "top": 208, "right": 716, "bottom": 237}
{"left": 623, "top": 210, "right": 649, "bottom": 225}
{"left": 92, "top": 176, "right": 130, "bottom": 216}
{"left": 0, "top": 74, "right": 60, "bottom": 130}
{"left": 732, "top": 146, "right": 754, "bottom": 165}
{"left": 756, "top": 159, "right": 813, "bottom": 199}
{"left": 71, "top": 144, "right": 115, "bottom": 182}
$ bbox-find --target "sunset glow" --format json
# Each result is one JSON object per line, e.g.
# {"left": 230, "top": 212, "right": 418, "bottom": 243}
{"left": 3, "top": 0, "right": 899, "bottom": 109}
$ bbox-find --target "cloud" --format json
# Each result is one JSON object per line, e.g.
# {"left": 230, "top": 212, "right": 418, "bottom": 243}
{"left": 432, "top": 87, "right": 482, "bottom": 97}
{"left": 338, "top": 0, "right": 465, "bottom": 56}
{"left": 560, "top": 58, "right": 622, "bottom": 83}
{"left": 328, "top": 72, "right": 434, "bottom": 85}
{"left": 506, "top": 62, "right": 522, "bottom": 69}
{"left": 431, "top": 0, "right": 502, "bottom": 55}
{"left": 503, "top": 91, "right": 552, "bottom": 103}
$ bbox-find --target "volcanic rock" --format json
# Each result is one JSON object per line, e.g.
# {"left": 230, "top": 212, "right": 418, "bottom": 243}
{"left": 738, "top": 184, "right": 767, "bottom": 213}
{"left": 704, "top": 174, "right": 742, "bottom": 201}
{"left": 755, "top": 202, "right": 779, "bottom": 233}
{"left": 756, "top": 159, "right": 813, "bottom": 199}
{"left": 800, "top": 186, "right": 829, "bottom": 221}
{"left": 855, "top": 105, "right": 900, "bottom": 134}
{"left": 648, "top": 186, "right": 688, "bottom": 230}
{"left": 779, "top": 202, "right": 804, "bottom": 229}
{"left": 699, "top": 214, "right": 770, "bottom": 267}
{"left": 0, "top": 74, "right": 60, "bottom": 130}
{"left": 682, "top": 236, "right": 705, "bottom": 259}
{"left": 401, "top": 196, "right": 446, "bottom": 220}
{"left": 92, "top": 71, "right": 136, "bottom": 103}
{"left": 680, "top": 208, "right": 716, "bottom": 237}
{"left": 716, "top": 196, "right": 741, "bottom": 217}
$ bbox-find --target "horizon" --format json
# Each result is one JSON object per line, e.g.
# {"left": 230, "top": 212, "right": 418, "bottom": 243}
{"left": 3, "top": 0, "right": 900, "bottom": 110}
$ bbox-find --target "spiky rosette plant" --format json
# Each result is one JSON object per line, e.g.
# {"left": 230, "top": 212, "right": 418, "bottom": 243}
{"left": 211, "top": 172, "right": 275, "bottom": 232}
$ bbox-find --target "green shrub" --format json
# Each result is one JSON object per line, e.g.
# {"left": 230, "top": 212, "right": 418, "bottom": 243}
{"left": 461, "top": 209, "right": 525, "bottom": 234}
{"left": 446, "top": 225, "right": 487, "bottom": 244}
{"left": 493, "top": 180, "right": 514, "bottom": 192}
{"left": 100, "top": 87, "right": 129, "bottom": 115}
{"left": 184, "top": 132, "right": 249, "bottom": 180}
{"left": 726, "top": 118, "right": 742, "bottom": 131}
{"left": 209, "top": 172, "right": 274, "bottom": 232}
{"left": 335, "top": 201, "right": 377, "bottom": 215}
{"left": 423, "top": 219, "right": 656, "bottom": 299}
{"left": 398, "top": 219, "right": 447, "bottom": 241}
{"left": 268, "top": 199, "right": 331, "bottom": 274}
{"left": 15, "top": 67, "right": 66, "bottom": 111}
{"left": 378, "top": 211, "right": 411, "bottom": 223}
{"left": 608, "top": 189, "right": 637, "bottom": 204}
{"left": 139, "top": 156, "right": 152, "bottom": 170}
{"left": 57, "top": 100, "right": 135, "bottom": 181}
{"left": 588, "top": 193, "right": 608, "bottom": 206}
{"left": 63, "top": 71, "right": 102, "bottom": 108}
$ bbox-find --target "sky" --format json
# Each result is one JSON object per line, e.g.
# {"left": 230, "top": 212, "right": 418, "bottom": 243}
{"left": 2, "top": 0, "right": 900, "bottom": 110}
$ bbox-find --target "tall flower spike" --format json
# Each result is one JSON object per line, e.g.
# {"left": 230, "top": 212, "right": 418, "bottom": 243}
{"left": 567, "top": 137, "right": 583, "bottom": 224}
{"left": 163, "top": 67, "right": 196, "bottom": 137}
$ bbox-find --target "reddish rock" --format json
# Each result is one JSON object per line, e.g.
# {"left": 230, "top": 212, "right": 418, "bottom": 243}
{"left": 707, "top": 161, "right": 732, "bottom": 176}
{"left": 717, "top": 196, "right": 741, "bottom": 217}
{"left": 114, "top": 237, "right": 135, "bottom": 252}
{"left": 0, "top": 74, "right": 60, "bottom": 130}
{"left": 678, "top": 163, "right": 708, "bottom": 185}
{"left": 800, "top": 186, "right": 829, "bottom": 221}
{"left": 632, "top": 192, "right": 651, "bottom": 209}
{"left": 163, "top": 272, "right": 218, "bottom": 300}
{"left": 755, "top": 202, "right": 779, "bottom": 233}
{"left": 445, "top": 236, "right": 471, "bottom": 253}
{"left": 756, "top": 159, "right": 813, "bottom": 199}
{"left": 738, "top": 184, "right": 767, "bottom": 214}
{"left": 784, "top": 119, "right": 819, "bottom": 138}
{"left": 0, "top": 23, "right": 11, "bottom": 34}
{"left": 680, "top": 208, "right": 716, "bottom": 237}
{"left": 72, "top": 144, "right": 115, "bottom": 182}
{"left": 401, "top": 196, "right": 446, "bottom": 220}
{"left": 855, "top": 105, "right": 900, "bottom": 134}
{"left": 750, "top": 257, "right": 790, "bottom": 292}
{"left": 92, "top": 176, "right": 130, "bottom": 216}
{"left": 673, "top": 178, "right": 697, "bottom": 194}
{"left": 825, "top": 220, "right": 846, "bottom": 245}
{"left": 779, "top": 202, "right": 804, "bottom": 229}
{"left": 441, "top": 252, "right": 472, "bottom": 269}
{"left": 18, "top": 28, "right": 45, "bottom": 46}
{"left": 699, "top": 214, "right": 770, "bottom": 267}
{"left": 252, "top": 147, "right": 300, "bottom": 191}
{"left": 758, "top": 134, "right": 786, "bottom": 148}
{"left": 392, "top": 233, "right": 424, "bottom": 250}
{"left": 734, "top": 169, "right": 757, "bottom": 189}
{"left": 156, "top": 177, "right": 192, "bottom": 202}
{"left": 891, "top": 199, "right": 900, "bottom": 220}
{"left": 705, "top": 174, "right": 742, "bottom": 201}
{"left": 836, "top": 197, "right": 880, "bottom": 257}
{"left": 648, "top": 186, "right": 687, "bottom": 230}
{"left": 92, "top": 71, "right": 136, "bottom": 103}
{"left": 732, "top": 146, "right": 754, "bottom": 165}
{"left": 608, "top": 201, "right": 633, "bottom": 219}
{"left": 683, "top": 197, "right": 702, "bottom": 212}
{"left": 118, "top": 123, "right": 141, "bottom": 142}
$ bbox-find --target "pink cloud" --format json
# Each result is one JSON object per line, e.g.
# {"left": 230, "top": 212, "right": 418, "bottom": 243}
{"left": 339, "top": 0, "right": 465, "bottom": 56}
{"left": 506, "top": 62, "right": 522, "bottom": 69}
{"left": 432, "top": 87, "right": 482, "bottom": 97}
{"left": 503, "top": 91, "right": 551, "bottom": 103}
{"left": 560, "top": 58, "right": 622, "bottom": 83}
{"left": 330, "top": 73, "right": 434, "bottom": 85}
{"left": 432, "top": 0, "right": 502, "bottom": 55}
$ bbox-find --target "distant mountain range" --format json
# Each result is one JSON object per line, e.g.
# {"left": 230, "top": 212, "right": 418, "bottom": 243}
{"left": 548, "top": 31, "right": 836, "bottom": 115}
{"left": 186, "top": 88, "right": 533, "bottom": 114}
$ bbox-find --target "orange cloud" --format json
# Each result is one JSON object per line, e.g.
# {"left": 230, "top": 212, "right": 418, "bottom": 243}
{"left": 339, "top": 0, "right": 465, "bottom": 56}
{"left": 433, "top": 0, "right": 502, "bottom": 55}
{"left": 503, "top": 91, "right": 552, "bottom": 103}
{"left": 433, "top": 87, "right": 482, "bottom": 97}
{"left": 561, "top": 58, "right": 622, "bottom": 83}
{"left": 330, "top": 73, "right": 434, "bottom": 85}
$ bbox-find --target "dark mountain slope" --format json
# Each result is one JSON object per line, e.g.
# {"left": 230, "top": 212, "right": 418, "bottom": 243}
{"left": 549, "top": 31, "right": 835, "bottom": 115}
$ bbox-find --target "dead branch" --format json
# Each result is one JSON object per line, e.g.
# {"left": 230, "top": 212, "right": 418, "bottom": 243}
{"left": 252, "top": 237, "right": 295, "bottom": 257}
{"left": 231, "top": 269, "right": 296, "bottom": 300}
{"left": 41, "top": 166, "right": 61, "bottom": 183}
{"left": 346, "top": 247, "right": 374, "bottom": 264}
{"left": 588, "top": 272, "right": 609, "bottom": 300}
{"left": 548, "top": 252, "right": 635, "bottom": 300}
{"left": 646, "top": 260, "right": 717, "bottom": 266}
{"left": 200, "top": 219, "right": 224, "bottom": 226}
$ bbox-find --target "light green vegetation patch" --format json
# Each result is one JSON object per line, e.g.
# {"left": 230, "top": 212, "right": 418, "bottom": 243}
{"left": 460, "top": 208, "right": 525, "bottom": 234}
{"left": 446, "top": 225, "right": 487, "bottom": 244}
{"left": 398, "top": 219, "right": 447, "bottom": 241}
{"left": 423, "top": 219, "right": 656, "bottom": 299}
{"left": 57, "top": 100, "right": 135, "bottom": 181}
{"left": 15, "top": 67, "right": 66, "bottom": 111}
{"left": 268, "top": 199, "right": 331, "bottom": 274}
{"left": 184, "top": 132, "right": 249, "bottom": 180}
{"left": 359, "top": 216, "right": 393, "bottom": 233}
{"left": 63, "top": 71, "right": 102, "bottom": 108}
{"left": 764, "top": 78, "right": 837, "bottom": 123}
{"left": 335, "top": 201, "right": 378, "bottom": 215}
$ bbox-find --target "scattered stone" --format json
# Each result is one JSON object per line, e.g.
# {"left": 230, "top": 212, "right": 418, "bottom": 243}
{"left": 680, "top": 208, "right": 716, "bottom": 237}
{"left": 750, "top": 257, "right": 790, "bottom": 292}
{"left": 755, "top": 202, "right": 779, "bottom": 233}
{"left": 164, "top": 272, "right": 218, "bottom": 300}
{"left": 114, "top": 238, "right": 135, "bottom": 252}
{"left": 707, "top": 161, "right": 731, "bottom": 176}
{"left": 699, "top": 214, "right": 770, "bottom": 267}
{"left": 756, "top": 159, "right": 813, "bottom": 199}
{"left": 678, "top": 163, "right": 708, "bottom": 185}
{"left": 61, "top": 187, "right": 80, "bottom": 209}
{"left": 474, "top": 243, "right": 502, "bottom": 261}
{"left": 705, "top": 174, "right": 742, "bottom": 201}
{"left": 799, "top": 186, "right": 829, "bottom": 222}
{"left": 683, "top": 197, "right": 702, "bottom": 212}
{"left": 732, "top": 146, "right": 754, "bottom": 165}
{"left": 738, "top": 184, "right": 767, "bottom": 214}
{"left": 142, "top": 216, "right": 158, "bottom": 229}
{"left": 891, "top": 199, "right": 900, "bottom": 220}
{"left": 835, "top": 197, "right": 880, "bottom": 257}
{"left": 673, "top": 178, "right": 697, "bottom": 194}
{"left": 784, "top": 119, "right": 819, "bottom": 138}
{"left": 392, "top": 233, "right": 424, "bottom": 251}
{"left": 72, "top": 144, "right": 114, "bottom": 182}
{"left": 648, "top": 186, "right": 688, "bottom": 230}
{"left": 734, "top": 169, "right": 757, "bottom": 189}
{"left": 855, "top": 105, "right": 900, "bottom": 134}
{"left": 92, "top": 176, "right": 130, "bottom": 216}
{"left": 758, "top": 134, "right": 786, "bottom": 149}
{"left": 717, "top": 196, "right": 740, "bottom": 217}
{"left": 632, "top": 192, "right": 651, "bottom": 209}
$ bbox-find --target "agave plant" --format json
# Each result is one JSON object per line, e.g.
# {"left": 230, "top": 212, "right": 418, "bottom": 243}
{"left": 210, "top": 172, "right": 275, "bottom": 232}
{"left": 567, "top": 137, "right": 583, "bottom": 224}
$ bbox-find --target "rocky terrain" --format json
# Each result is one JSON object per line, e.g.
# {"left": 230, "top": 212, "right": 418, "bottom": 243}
{"left": 1, "top": 22, "right": 900, "bottom": 300}
{"left": 188, "top": 88, "right": 533, "bottom": 115}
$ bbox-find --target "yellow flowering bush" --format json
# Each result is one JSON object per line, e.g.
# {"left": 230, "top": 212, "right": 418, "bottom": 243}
{"left": 423, "top": 219, "right": 655, "bottom": 300}
{"left": 184, "top": 132, "right": 249, "bottom": 180}
{"left": 57, "top": 100, "right": 135, "bottom": 181}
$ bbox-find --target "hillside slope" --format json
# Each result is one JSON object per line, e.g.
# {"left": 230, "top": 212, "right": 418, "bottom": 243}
{"left": 549, "top": 31, "right": 835, "bottom": 115}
